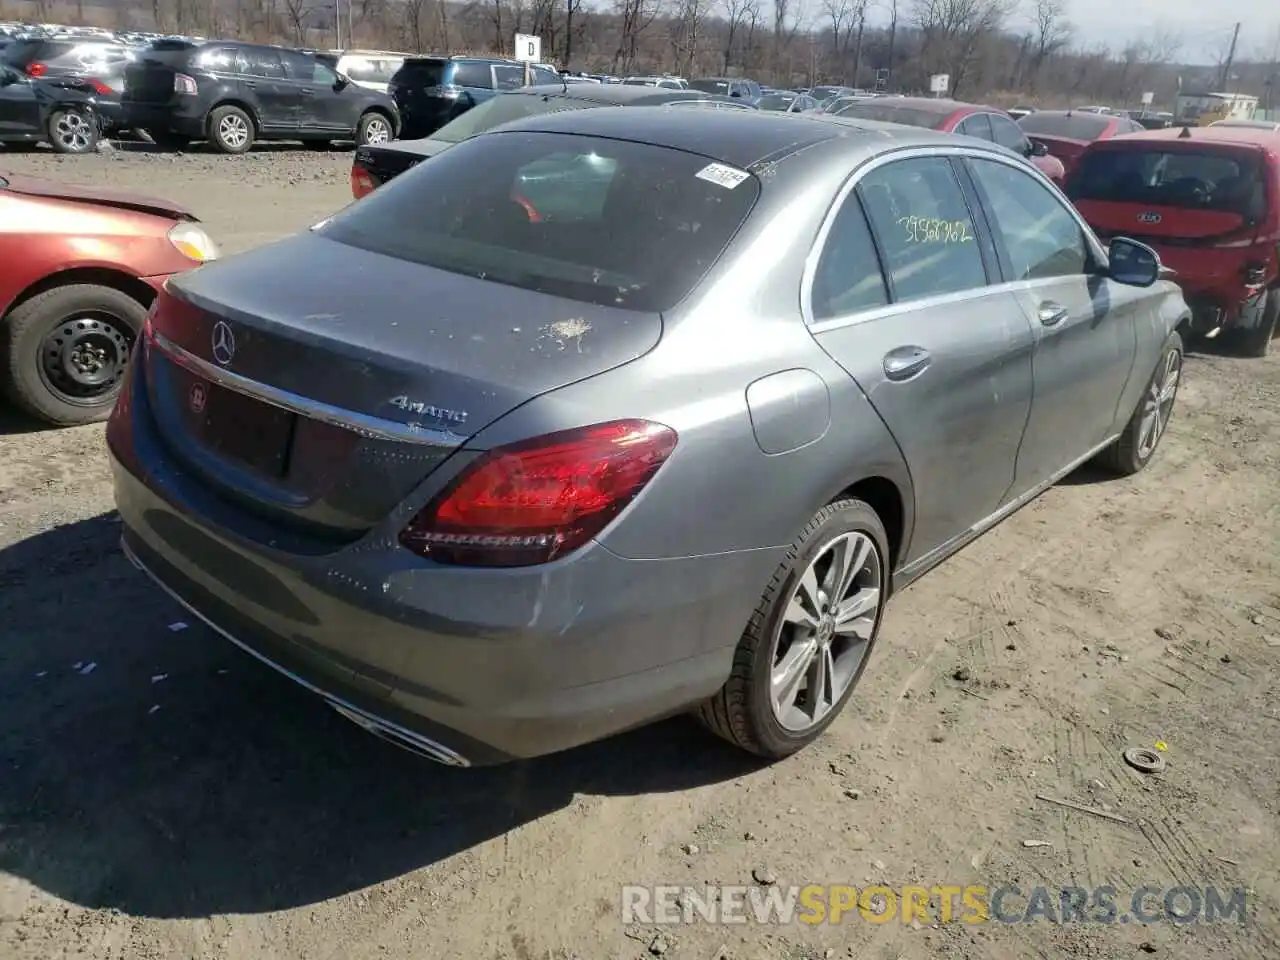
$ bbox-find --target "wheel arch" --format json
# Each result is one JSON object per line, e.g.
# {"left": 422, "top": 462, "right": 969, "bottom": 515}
{"left": 360, "top": 105, "right": 398, "bottom": 137}
{"left": 830, "top": 474, "right": 911, "bottom": 583}
{"left": 1, "top": 267, "right": 156, "bottom": 323}
{"left": 207, "top": 99, "right": 260, "bottom": 133}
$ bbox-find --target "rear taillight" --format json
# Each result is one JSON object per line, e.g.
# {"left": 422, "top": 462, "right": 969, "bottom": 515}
{"left": 422, "top": 84, "right": 460, "bottom": 99}
{"left": 350, "top": 161, "right": 375, "bottom": 199}
{"left": 399, "top": 419, "right": 678, "bottom": 567}
{"left": 173, "top": 73, "right": 197, "bottom": 95}
{"left": 26, "top": 62, "right": 48, "bottom": 77}
{"left": 86, "top": 77, "right": 113, "bottom": 96}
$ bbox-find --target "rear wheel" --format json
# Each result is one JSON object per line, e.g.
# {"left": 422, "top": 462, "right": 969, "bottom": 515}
{"left": 356, "top": 111, "right": 391, "bottom": 146}
{"left": 1, "top": 283, "right": 146, "bottom": 427}
{"left": 697, "top": 499, "right": 889, "bottom": 759}
{"left": 207, "top": 105, "right": 254, "bottom": 154}
{"left": 1098, "top": 330, "right": 1182, "bottom": 476}
{"left": 47, "top": 109, "right": 98, "bottom": 154}
{"left": 1238, "top": 290, "right": 1278, "bottom": 358}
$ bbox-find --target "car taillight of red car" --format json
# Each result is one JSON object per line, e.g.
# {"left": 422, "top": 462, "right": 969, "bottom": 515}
{"left": 350, "top": 161, "right": 376, "bottom": 199}
{"left": 399, "top": 419, "right": 678, "bottom": 567}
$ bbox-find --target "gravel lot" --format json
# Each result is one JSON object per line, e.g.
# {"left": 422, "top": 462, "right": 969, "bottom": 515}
{"left": 2, "top": 145, "right": 1279, "bottom": 960}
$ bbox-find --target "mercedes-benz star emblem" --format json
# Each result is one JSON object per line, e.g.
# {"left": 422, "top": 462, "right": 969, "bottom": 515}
{"left": 211, "top": 320, "right": 236, "bottom": 366}
{"left": 189, "top": 382, "right": 207, "bottom": 413}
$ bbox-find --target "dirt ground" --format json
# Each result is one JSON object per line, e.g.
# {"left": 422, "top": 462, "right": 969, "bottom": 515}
{"left": 1, "top": 144, "right": 1278, "bottom": 960}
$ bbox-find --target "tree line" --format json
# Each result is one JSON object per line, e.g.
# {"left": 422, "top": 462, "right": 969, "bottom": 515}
{"left": 7, "top": 0, "right": 1268, "bottom": 109}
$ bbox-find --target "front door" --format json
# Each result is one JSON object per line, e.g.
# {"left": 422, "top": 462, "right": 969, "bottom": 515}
{"left": 808, "top": 155, "right": 1036, "bottom": 563}
{"left": 235, "top": 47, "right": 297, "bottom": 132}
{"left": 962, "top": 155, "right": 1140, "bottom": 496}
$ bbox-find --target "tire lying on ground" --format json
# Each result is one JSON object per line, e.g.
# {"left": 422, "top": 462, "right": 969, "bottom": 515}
{"left": 1, "top": 283, "right": 147, "bottom": 427}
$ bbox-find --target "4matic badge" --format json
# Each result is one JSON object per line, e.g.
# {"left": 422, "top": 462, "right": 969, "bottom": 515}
{"left": 389, "top": 395, "right": 468, "bottom": 425}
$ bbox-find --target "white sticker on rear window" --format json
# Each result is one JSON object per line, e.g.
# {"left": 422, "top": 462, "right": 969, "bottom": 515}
{"left": 695, "top": 162, "right": 750, "bottom": 189}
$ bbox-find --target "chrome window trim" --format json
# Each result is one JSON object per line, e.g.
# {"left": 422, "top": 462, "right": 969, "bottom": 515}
{"left": 150, "top": 331, "right": 465, "bottom": 447}
{"left": 800, "top": 144, "right": 1109, "bottom": 333}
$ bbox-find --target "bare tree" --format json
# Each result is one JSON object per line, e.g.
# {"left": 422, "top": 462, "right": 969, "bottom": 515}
{"left": 281, "top": 0, "right": 312, "bottom": 43}
{"left": 719, "top": 0, "right": 760, "bottom": 71}
{"left": 910, "top": 0, "right": 1012, "bottom": 96}
{"left": 613, "top": 0, "right": 663, "bottom": 73}
{"left": 670, "top": 0, "right": 710, "bottom": 76}
{"left": 1027, "top": 0, "right": 1070, "bottom": 90}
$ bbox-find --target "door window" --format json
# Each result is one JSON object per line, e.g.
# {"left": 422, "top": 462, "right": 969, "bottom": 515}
{"left": 811, "top": 193, "right": 890, "bottom": 320}
{"left": 315, "top": 63, "right": 339, "bottom": 86}
{"left": 966, "top": 158, "right": 1089, "bottom": 281}
{"left": 280, "top": 50, "right": 317, "bottom": 82}
{"left": 531, "top": 66, "right": 560, "bottom": 85}
{"left": 492, "top": 64, "right": 528, "bottom": 90}
{"left": 239, "top": 48, "right": 285, "bottom": 79}
{"left": 452, "top": 61, "right": 493, "bottom": 88}
{"left": 856, "top": 157, "right": 989, "bottom": 302}
{"left": 955, "top": 113, "right": 992, "bottom": 141}
{"left": 988, "top": 114, "right": 1030, "bottom": 154}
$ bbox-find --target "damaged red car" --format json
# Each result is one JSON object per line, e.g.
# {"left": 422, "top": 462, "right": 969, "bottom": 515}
{"left": 0, "top": 172, "right": 219, "bottom": 425}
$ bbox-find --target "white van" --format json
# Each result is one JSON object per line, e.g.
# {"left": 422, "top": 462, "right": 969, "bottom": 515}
{"left": 327, "top": 49, "right": 409, "bottom": 93}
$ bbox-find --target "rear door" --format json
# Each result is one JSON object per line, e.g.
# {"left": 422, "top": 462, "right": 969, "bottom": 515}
{"left": 235, "top": 46, "right": 296, "bottom": 131}
{"left": 281, "top": 49, "right": 348, "bottom": 132}
{"left": 0, "top": 68, "right": 40, "bottom": 136}
{"left": 963, "top": 154, "right": 1139, "bottom": 492}
{"left": 808, "top": 154, "right": 1036, "bottom": 562}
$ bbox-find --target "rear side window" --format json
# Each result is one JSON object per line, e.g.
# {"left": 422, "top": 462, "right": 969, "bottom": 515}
{"left": 317, "top": 131, "right": 761, "bottom": 312}
{"left": 1069, "top": 148, "right": 1265, "bottom": 219}
{"left": 430, "top": 93, "right": 599, "bottom": 144}
{"left": 195, "top": 46, "right": 237, "bottom": 71}
{"left": 857, "top": 157, "right": 988, "bottom": 302}
{"left": 239, "top": 48, "right": 285, "bottom": 79}
{"left": 343, "top": 58, "right": 400, "bottom": 83}
{"left": 393, "top": 59, "right": 447, "bottom": 87}
{"left": 492, "top": 64, "right": 531, "bottom": 90}
{"left": 454, "top": 61, "right": 494, "bottom": 88}
{"left": 956, "top": 113, "right": 992, "bottom": 140}
{"left": 811, "top": 194, "right": 889, "bottom": 320}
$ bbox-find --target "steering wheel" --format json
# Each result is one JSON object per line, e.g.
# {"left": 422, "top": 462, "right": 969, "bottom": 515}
{"left": 510, "top": 190, "right": 542, "bottom": 223}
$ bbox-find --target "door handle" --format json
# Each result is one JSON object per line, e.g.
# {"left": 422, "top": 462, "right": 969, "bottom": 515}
{"left": 242, "top": 79, "right": 257, "bottom": 87}
{"left": 883, "top": 346, "right": 931, "bottom": 381}
{"left": 1038, "top": 301, "right": 1069, "bottom": 326}
{"left": 300, "top": 88, "right": 314, "bottom": 96}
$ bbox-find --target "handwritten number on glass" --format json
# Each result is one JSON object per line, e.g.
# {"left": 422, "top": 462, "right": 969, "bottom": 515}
{"left": 897, "top": 216, "right": 974, "bottom": 245}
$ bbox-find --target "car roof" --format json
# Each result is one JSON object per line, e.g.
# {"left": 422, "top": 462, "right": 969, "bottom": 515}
{"left": 485, "top": 106, "right": 993, "bottom": 172}
{"left": 514, "top": 83, "right": 734, "bottom": 106}
{"left": 1102, "top": 125, "right": 1280, "bottom": 148}
{"left": 865, "top": 96, "right": 980, "bottom": 114}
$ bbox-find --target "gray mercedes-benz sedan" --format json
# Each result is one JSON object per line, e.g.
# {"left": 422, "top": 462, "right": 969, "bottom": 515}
{"left": 107, "top": 108, "right": 1190, "bottom": 766}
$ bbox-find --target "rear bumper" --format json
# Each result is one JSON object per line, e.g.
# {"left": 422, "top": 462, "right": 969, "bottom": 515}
{"left": 107, "top": 358, "right": 774, "bottom": 764}
{"left": 122, "top": 101, "right": 206, "bottom": 138}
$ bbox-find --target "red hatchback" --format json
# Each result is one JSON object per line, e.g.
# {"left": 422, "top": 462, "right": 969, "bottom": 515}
{"left": 1067, "top": 125, "right": 1278, "bottom": 356}
{"left": 1016, "top": 110, "right": 1146, "bottom": 178}
{"left": 835, "top": 96, "right": 1067, "bottom": 183}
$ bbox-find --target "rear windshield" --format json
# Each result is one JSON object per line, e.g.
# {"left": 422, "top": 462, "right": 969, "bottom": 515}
{"left": 1069, "top": 148, "right": 1265, "bottom": 218}
{"left": 756, "top": 93, "right": 798, "bottom": 111}
{"left": 431, "top": 92, "right": 600, "bottom": 143}
{"left": 1017, "top": 112, "right": 1110, "bottom": 140}
{"left": 836, "top": 102, "right": 950, "bottom": 129}
{"left": 688, "top": 79, "right": 732, "bottom": 95}
{"left": 393, "top": 59, "right": 446, "bottom": 86}
{"left": 317, "top": 131, "right": 760, "bottom": 312}
{"left": 0, "top": 39, "right": 50, "bottom": 66}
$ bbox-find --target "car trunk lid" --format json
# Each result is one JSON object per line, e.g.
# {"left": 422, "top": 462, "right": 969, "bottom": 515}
{"left": 142, "top": 230, "right": 662, "bottom": 541}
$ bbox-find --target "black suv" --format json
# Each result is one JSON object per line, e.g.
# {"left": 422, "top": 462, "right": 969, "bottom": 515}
{"left": 0, "top": 35, "right": 133, "bottom": 131}
{"left": 122, "top": 39, "right": 399, "bottom": 153}
{"left": 0, "top": 61, "right": 103, "bottom": 153}
{"left": 388, "top": 55, "right": 559, "bottom": 140}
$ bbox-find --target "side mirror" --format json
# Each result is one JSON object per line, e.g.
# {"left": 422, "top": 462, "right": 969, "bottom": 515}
{"left": 1107, "top": 237, "right": 1161, "bottom": 287}
{"left": 730, "top": 90, "right": 741, "bottom": 98}
{"left": 1029, "top": 139, "right": 1049, "bottom": 157}
{"left": 333, "top": 72, "right": 350, "bottom": 90}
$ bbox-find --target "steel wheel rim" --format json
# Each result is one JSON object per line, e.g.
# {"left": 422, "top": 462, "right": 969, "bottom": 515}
{"left": 39, "top": 313, "right": 134, "bottom": 405}
{"left": 54, "top": 112, "right": 91, "bottom": 151}
{"left": 364, "top": 118, "right": 389, "bottom": 143}
{"left": 1137, "top": 348, "right": 1180, "bottom": 459}
{"left": 218, "top": 114, "right": 249, "bottom": 148}
{"left": 769, "top": 531, "right": 882, "bottom": 733}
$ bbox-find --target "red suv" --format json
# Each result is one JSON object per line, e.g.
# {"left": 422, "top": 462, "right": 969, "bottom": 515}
{"left": 1068, "top": 125, "right": 1278, "bottom": 356}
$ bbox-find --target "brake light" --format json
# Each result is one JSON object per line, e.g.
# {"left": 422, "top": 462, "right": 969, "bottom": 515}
{"left": 350, "top": 161, "right": 375, "bottom": 199}
{"left": 399, "top": 419, "right": 678, "bottom": 567}
{"left": 26, "top": 62, "right": 48, "bottom": 77}
{"left": 86, "top": 77, "right": 113, "bottom": 96}
{"left": 173, "top": 73, "right": 198, "bottom": 95}
{"left": 422, "top": 85, "right": 460, "bottom": 99}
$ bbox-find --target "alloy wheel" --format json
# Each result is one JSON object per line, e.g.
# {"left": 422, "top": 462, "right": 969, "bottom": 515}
{"left": 364, "top": 117, "right": 389, "bottom": 144}
{"left": 1137, "top": 347, "right": 1180, "bottom": 460}
{"left": 769, "top": 531, "right": 883, "bottom": 733}
{"left": 53, "top": 112, "right": 93, "bottom": 152}
{"left": 218, "top": 114, "right": 249, "bottom": 150}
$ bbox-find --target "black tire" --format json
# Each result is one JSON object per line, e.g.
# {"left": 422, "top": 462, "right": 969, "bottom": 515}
{"left": 147, "top": 129, "right": 191, "bottom": 150}
{"left": 47, "top": 108, "right": 98, "bottom": 154}
{"left": 304, "top": 139, "right": 334, "bottom": 150}
{"left": 1, "top": 283, "right": 147, "bottom": 427}
{"left": 1098, "top": 330, "right": 1183, "bottom": 476}
{"left": 207, "top": 105, "right": 254, "bottom": 154}
{"left": 1237, "top": 290, "right": 1278, "bottom": 358}
{"left": 697, "top": 498, "right": 890, "bottom": 759}
{"left": 355, "top": 111, "right": 392, "bottom": 146}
